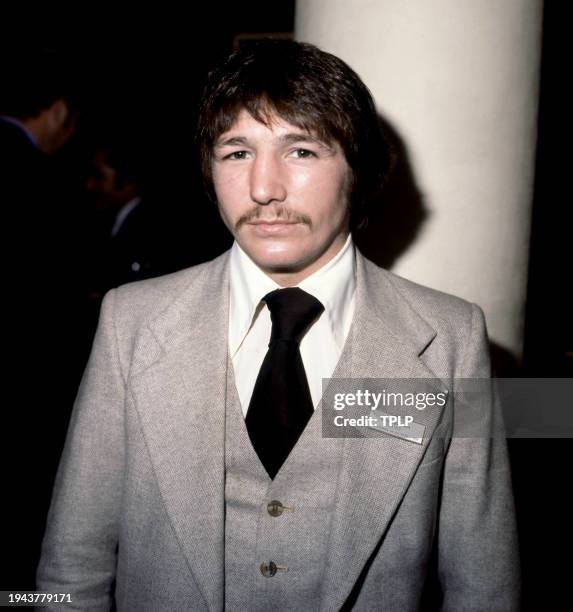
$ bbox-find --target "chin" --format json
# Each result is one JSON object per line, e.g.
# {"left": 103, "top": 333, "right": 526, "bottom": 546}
{"left": 248, "top": 248, "right": 305, "bottom": 272}
{"left": 256, "top": 256, "right": 305, "bottom": 274}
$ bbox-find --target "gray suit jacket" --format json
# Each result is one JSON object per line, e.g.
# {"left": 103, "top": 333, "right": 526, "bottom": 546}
{"left": 37, "top": 250, "right": 519, "bottom": 611}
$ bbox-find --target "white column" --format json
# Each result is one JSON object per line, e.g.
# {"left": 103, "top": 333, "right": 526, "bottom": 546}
{"left": 295, "top": 0, "right": 542, "bottom": 359}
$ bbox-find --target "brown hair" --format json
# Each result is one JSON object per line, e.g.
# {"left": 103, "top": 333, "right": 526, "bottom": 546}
{"left": 197, "top": 39, "right": 391, "bottom": 230}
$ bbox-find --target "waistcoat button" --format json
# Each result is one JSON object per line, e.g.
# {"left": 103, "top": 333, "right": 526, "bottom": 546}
{"left": 260, "top": 561, "right": 278, "bottom": 577}
{"left": 267, "top": 500, "right": 284, "bottom": 517}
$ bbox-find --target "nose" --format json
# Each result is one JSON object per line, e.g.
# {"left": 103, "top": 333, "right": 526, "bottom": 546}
{"left": 249, "top": 152, "right": 287, "bottom": 205}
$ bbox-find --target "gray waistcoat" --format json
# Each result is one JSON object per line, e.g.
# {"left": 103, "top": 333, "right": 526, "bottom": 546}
{"left": 224, "top": 354, "right": 346, "bottom": 612}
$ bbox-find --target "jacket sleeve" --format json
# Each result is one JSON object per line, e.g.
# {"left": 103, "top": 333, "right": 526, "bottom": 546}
{"left": 437, "top": 304, "right": 520, "bottom": 611}
{"left": 36, "top": 289, "right": 125, "bottom": 611}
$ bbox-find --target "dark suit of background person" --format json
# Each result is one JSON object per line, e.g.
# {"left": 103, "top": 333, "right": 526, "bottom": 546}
{"left": 0, "top": 50, "right": 80, "bottom": 589}
{"left": 80, "top": 140, "right": 232, "bottom": 341}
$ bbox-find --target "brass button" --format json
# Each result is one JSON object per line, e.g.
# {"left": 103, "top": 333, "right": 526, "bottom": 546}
{"left": 260, "top": 561, "right": 278, "bottom": 577}
{"left": 267, "top": 500, "right": 284, "bottom": 517}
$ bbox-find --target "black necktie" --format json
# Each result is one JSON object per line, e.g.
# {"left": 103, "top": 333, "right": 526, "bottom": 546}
{"left": 246, "top": 287, "right": 324, "bottom": 479}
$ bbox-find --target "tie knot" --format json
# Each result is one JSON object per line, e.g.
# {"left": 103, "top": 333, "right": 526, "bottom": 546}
{"left": 263, "top": 288, "right": 324, "bottom": 344}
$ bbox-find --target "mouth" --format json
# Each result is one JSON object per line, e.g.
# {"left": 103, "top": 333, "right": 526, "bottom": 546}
{"left": 246, "top": 220, "right": 304, "bottom": 234}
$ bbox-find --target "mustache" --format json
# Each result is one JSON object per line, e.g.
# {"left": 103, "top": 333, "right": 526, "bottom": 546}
{"left": 235, "top": 207, "right": 312, "bottom": 230}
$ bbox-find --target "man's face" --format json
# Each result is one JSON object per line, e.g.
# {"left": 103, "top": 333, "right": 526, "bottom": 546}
{"left": 85, "top": 150, "right": 136, "bottom": 212}
{"left": 212, "top": 109, "right": 352, "bottom": 285}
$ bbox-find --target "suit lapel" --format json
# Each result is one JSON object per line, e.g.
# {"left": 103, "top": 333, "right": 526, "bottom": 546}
{"left": 129, "top": 253, "right": 230, "bottom": 612}
{"left": 126, "top": 247, "right": 448, "bottom": 611}
{"left": 320, "top": 253, "right": 448, "bottom": 611}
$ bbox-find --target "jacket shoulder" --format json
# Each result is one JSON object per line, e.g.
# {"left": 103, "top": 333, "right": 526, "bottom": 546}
{"left": 362, "top": 259, "right": 490, "bottom": 377}
{"left": 360, "top": 255, "right": 484, "bottom": 349}
{"left": 360, "top": 255, "right": 475, "bottom": 318}
{"left": 380, "top": 266, "right": 477, "bottom": 321}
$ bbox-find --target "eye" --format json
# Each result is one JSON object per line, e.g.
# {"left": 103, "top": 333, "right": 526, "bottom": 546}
{"left": 224, "top": 150, "right": 250, "bottom": 160}
{"left": 290, "top": 148, "right": 316, "bottom": 159}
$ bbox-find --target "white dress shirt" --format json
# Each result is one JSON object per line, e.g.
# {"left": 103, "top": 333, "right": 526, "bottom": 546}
{"left": 229, "top": 234, "right": 356, "bottom": 416}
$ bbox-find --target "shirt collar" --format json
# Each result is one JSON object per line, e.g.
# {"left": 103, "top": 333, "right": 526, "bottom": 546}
{"left": 229, "top": 233, "right": 356, "bottom": 355}
{"left": 298, "top": 234, "right": 356, "bottom": 349}
{"left": 111, "top": 196, "right": 142, "bottom": 237}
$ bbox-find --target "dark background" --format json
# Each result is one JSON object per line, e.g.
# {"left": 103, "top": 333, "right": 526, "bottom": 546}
{"left": 1, "top": 2, "right": 570, "bottom": 609}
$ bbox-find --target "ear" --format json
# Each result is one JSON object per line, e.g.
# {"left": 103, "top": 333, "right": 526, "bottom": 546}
{"left": 47, "top": 98, "right": 70, "bottom": 129}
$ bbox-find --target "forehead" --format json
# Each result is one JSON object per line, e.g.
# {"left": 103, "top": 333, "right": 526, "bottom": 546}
{"left": 214, "top": 108, "right": 335, "bottom": 148}
{"left": 219, "top": 109, "right": 302, "bottom": 136}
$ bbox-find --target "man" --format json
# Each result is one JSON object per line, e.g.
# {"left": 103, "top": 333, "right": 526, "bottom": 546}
{"left": 37, "top": 40, "right": 519, "bottom": 610}
{"left": 82, "top": 138, "right": 225, "bottom": 296}
{"left": 1, "top": 48, "right": 79, "bottom": 166}
{"left": 83, "top": 142, "right": 153, "bottom": 300}
{"left": 1, "top": 49, "right": 81, "bottom": 589}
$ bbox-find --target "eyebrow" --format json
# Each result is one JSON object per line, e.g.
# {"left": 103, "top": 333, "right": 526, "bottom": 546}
{"left": 214, "top": 132, "right": 333, "bottom": 149}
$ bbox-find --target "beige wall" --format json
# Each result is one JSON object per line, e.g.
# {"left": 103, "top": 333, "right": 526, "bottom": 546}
{"left": 295, "top": 0, "right": 543, "bottom": 359}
